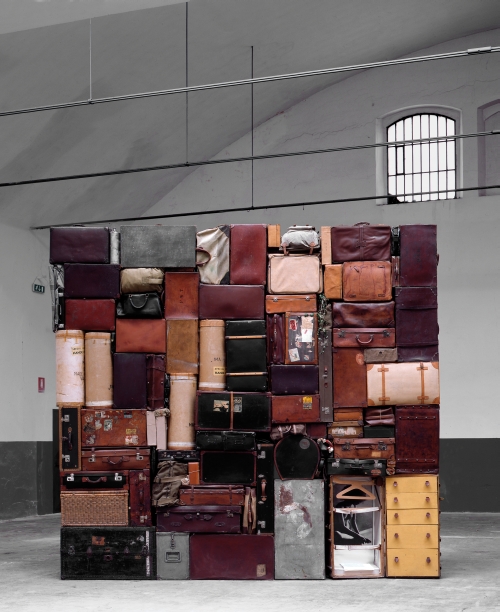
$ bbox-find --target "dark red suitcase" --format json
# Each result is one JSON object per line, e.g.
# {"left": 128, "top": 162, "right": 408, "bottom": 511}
{"left": 164, "top": 272, "right": 199, "bottom": 319}
{"left": 129, "top": 469, "right": 152, "bottom": 526}
{"left": 332, "top": 348, "right": 367, "bottom": 408}
{"left": 156, "top": 506, "right": 242, "bottom": 533}
{"left": 146, "top": 355, "right": 165, "bottom": 410}
{"left": 266, "top": 314, "right": 285, "bottom": 365}
{"left": 269, "top": 365, "right": 319, "bottom": 395}
{"left": 399, "top": 225, "right": 438, "bottom": 287}
{"left": 190, "top": 534, "right": 274, "bottom": 580}
{"left": 395, "top": 405, "right": 439, "bottom": 474}
{"left": 229, "top": 224, "right": 267, "bottom": 285}
{"left": 50, "top": 227, "right": 110, "bottom": 264}
{"left": 113, "top": 353, "right": 147, "bottom": 409}
{"left": 64, "top": 264, "right": 120, "bottom": 299}
{"left": 333, "top": 302, "right": 395, "bottom": 328}
{"left": 199, "top": 285, "right": 264, "bottom": 320}
{"left": 395, "top": 287, "right": 438, "bottom": 362}
{"left": 331, "top": 223, "right": 391, "bottom": 262}
{"left": 65, "top": 299, "right": 116, "bottom": 331}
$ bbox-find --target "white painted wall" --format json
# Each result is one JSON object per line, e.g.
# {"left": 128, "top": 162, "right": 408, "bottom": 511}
{"left": 145, "top": 28, "right": 500, "bottom": 439}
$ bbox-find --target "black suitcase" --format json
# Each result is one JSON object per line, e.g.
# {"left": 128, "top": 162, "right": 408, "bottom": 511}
{"left": 274, "top": 435, "right": 320, "bottom": 480}
{"left": 201, "top": 451, "right": 256, "bottom": 485}
{"left": 113, "top": 353, "right": 147, "bottom": 410}
{"left": 363, "top": 425, "right": 395, "bottom": 438}
{"left": 195, "top": 391, "right": 271, "bottom": 432}
{"left": 156, "top": 450, "right": 200, "bottom": 463}
{"left": 326, "top": 457, "right": 389, "bottom": 477}
{"left": 60, "top": 527, "right": 156, "bottom": 579}
{"left": 256, "top": 443, "right": 274, "bottom": 534}
{"left": 196, "top": 431, "right": 256, "bottom": 451}
{"left": 225, "top": 321, "right": 267, "bottom": 392}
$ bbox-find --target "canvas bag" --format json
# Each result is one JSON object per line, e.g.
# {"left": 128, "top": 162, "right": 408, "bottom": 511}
{"left": 120, "top": 268, "right": 164, "bottom": 293}
{"left": 281, "top": 225, "right": 320, "bottom": 254}
{"left": 152, "top": 460, "right": 188, "bottom": 507}
{"left": 196, "top": 225, "right": 230, "bottom": 285}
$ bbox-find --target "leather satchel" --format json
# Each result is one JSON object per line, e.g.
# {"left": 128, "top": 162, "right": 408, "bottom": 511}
{"left": 116, "top": 293, "right": 163, "bottom": 318}
{"left": 120, "top": 268, "right": 164, "bottom": 293}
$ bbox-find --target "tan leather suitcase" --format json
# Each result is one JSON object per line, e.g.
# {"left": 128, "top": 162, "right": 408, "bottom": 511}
{"left": 343, "top": 261, "right": 392, "bottom": 302}
{"left": 324, "top": 265, "right": 342, "bottom": 299}
{"left": 333, "top": 407, "right": 363, "bottom": 424}
{"left": 268, "top": 254, "right": 322, "bottom": 294}
{"left": 199, "top": 320, "right": 226, "bottom": 391}
{"left": 321, "top": 227, "right": 332, "bottom": 265}
{"left": 333, "top": 438, "right": 395, "bottom": 460}
{"left": 166, "top": 320, "right": 199, "bottom": 374}
{"left": 366, "top": 361, "right": 440, "bottom": 406}
{"left": 268, "top": 225, "right": 281, "bottom": 248}
{"left": 265, "top": 294, "right": 317, "bottom": 313}
{"left": 115, "top": 319, "right": 166, "bottom": 354}
{"left": 164, "top": 272, "right": 199, "bottom": 319}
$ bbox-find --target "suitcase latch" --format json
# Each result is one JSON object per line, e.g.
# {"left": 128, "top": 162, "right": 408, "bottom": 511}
{"left": 88, "top": 455, "right": 96, "bottom": 463}
{"left": 378, "top": 442, "right": 387, "bottom": 450}
{"left": 67, "top": 474, "right": 75, "bottom": 482}
{"left": 114, "top": 473, "right": 123, "bottom": 481}
{"left": 342, "top": 442, "right": 351, "bottom": 451}
{"left": 61, "top": 415, "right": 70, "bottom": 422}
{"left": 136, "top": 453, "right": 144, "bottom": 460}
{"left": 257, "top": 520, "right": 266, "bottom": 529}
{"left": 63, "top": 455, "right": 71, "bottom": 463}
{"left": 338, "top": 330, "right": 346, "bottom": 338}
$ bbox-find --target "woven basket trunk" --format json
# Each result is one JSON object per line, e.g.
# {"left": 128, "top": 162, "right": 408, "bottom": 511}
{"left": 60, "top": 491, "right": 129, "bottom": 526}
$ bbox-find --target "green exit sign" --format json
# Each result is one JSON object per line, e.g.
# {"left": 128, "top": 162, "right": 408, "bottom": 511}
{"left": 32, "top": 283, "right": 45, "bottom": 294}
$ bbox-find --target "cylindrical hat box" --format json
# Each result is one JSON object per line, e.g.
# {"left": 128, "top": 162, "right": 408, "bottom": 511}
{"left": 168, "top": 374, "right": 197, "bottom": 450}
{"left": 199, "top": 320, "right": 225, "bottom": 391}
{"left": 56, "top": 330, "right": 84, "bottom": 406}
{"left": 85, "top": 332, "right": 113, "bottom": 407}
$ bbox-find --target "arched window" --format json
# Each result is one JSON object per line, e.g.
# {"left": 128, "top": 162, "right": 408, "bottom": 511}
{"left": 387, "top": 114, "right": 456, "bottom": 202}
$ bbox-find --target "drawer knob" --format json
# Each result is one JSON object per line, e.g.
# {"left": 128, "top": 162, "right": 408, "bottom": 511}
{"left": 426, "top": 512, "right": 431, "bottom": 518}
{"left": 425, "top": 497, "right": 430, "bottom": 502}
{"left": 394, "top": 557, "right": 399, "bottom": 563}
{"left": 393, "top": 482, "right": 398, "bottom": 487}
{"left": 394, "top": 533, "right": 399, "bottom": 538}
{"left": 425, "top": 481, "right": 430, "bottom": 487}
{"left": 394, "top": 513, "right": 399, "bottom": 518}
{"left": 426, "top": 557, "right": 431, "bottom": 564}
{"left": 394, "top": 497, "right": 398, "bottom": 503}
{"left": 426, "top": 533, "right": 431, "bottom": 538}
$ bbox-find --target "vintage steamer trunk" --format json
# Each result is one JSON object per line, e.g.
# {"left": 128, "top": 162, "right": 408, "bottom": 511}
{"left": 274, "top": 435, "right": 320, "bottom": 480}
{"left": 395, "top": 406, "right": 439, "bottom": 474}
{"left": 331, "top": 223, "right": 391, "bottom": 262}
{"left": 85, "top": 333, "right": 113, "bottom": 408}
{"left": 113, "top": 353, "right": 147, "bottom": 409}
{"left": 333, "top": 438, "right": 395, "bottom": 461}
{"left": 157, "top": 533, "right": 190, "bottom": 580}
{"left": 265, "top": 294, "right": 317, "bottom": 313}
{"left": 129, "top": 469, "right": 152, "bottom": 526}
{"left": 56, "top": 330, "right": 84, "bottom": 407}
{"left": 269, "top": 365, "right": 319, "bottom": 395}
{"left": 386, "top": 475, "right": 440, "bottom": 577}
{"left": 166, "top": 320, "right": 199, "bottom": 374}
{"left": 399, "top": 225, "right": 438, "bottom": 287}
{"left": 64, "top": 264, "right": 120, "bottom": 299}
{"left": 274, "top": 480, "right": 325, "bottom": 580}
{"left": 324, "top": 264, "right": 343, "bottom": 299}
{"left": 50, "top": 227, "right": 110, "bottom": 264}
{"left": 329, "top": 475, "right": 385, "bottom": 578}
{"left": 343, "top": 261, "right": 392, "bottom": 302}
{"left": 230, "top": 224, "right": 267, "bottom": 285}
{"left": 120, "top": 225, "right": 196, "bottom": 268}
{"left": 333, "top": 348, "right": 367, "bottom": 408}
{"left": 267, "top": 254, "right": 322, "bottom": 294}
{"left": 61, "top": 527, "right": 156, "bottom": 580}
{"left": 65, "top": 299, "right": 116, "bottom": 331}
{"left": 333, "top": 301, "right": 395, "bottom": 328}
{"left": 115, "top": 319, "right": 166, "bottom": 354}
{"left": 199, "top": 285, "right": 265, "bottom": 320}
{"left": 201, "top": 451, "right": 256, "bottom": 485}
{"left": 285, "top": 313, "right": 318, "bottom": 364}
{"left": 199, "top": 320, "right": 226, "bottom": 391}
{"left": 164, "top": 272, "right": 199, "bottom": 319}
{"left": 271, "top": 395, "right": 321, "bottom": 423}
{"left": 256, "top": 443, "right": 274, "bottom": 534}
{"left": 60, "top": 491, "right": 129, "bottom": 526}
{"left": 195, "top": 391, "right": 271, "bottom": 432}
{"left": 179, "top": 485, "right": 245, "bottom": 506}
{"left": 146, "top": 355, "right": 165, "bottom": 410}
{"left": 81, "top": 409, "right": 148, "bottom": 448}
{"left": 333, "top": 328, "right": 395, "bottom": 349}
{"left": 190, "top": 534, "right": 274, "bottom": 580}
{"left": 168, "top": 374, "right": 197, "bottom": 451}
{"left": 366, "top": 361, "right": 440, "bottom": 406}
{"left": 81, "top": 448, "right": 151, "bottom": 471}
{"left": 225, "top": 320, "right": 267, "bottom": 392}
{"left": 156, "top": 506, "right": 243, "bottom": 533}
{"left": 266, "top": 314, "right": 285, "bottom": 365}
{"left": 318, "top": 330, "right": 333, "bottom": 422}
{"left": 395, "top": 287, "right": 439, "bottom": 362}
{"left": 59, "top": 406, "right": 81, "bottom": 471}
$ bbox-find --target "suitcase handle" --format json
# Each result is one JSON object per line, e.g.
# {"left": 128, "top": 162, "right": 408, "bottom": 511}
{"left": 195, "top": 247, "right": 212, "bottom": 267}
{"left": 355, "top": 334, "right": 374, "bottom": 345}
{"left": 82, "top": 476, "right": 107, "bottom": 484}
{"left": 128, "top": 294, "right": 151, "bottom": 309}
{"left": 103, "top": 456, "right": 128, "bottom": 465}
{"left": 62, "top": 428, "right": 73, "bottom": 451}
{"left": 260, "top": 478, "right": 267, "bottom": 501}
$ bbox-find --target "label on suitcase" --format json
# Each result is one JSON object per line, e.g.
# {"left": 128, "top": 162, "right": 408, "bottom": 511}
{"left": 59, "top": 406, "right": 81, "bottom": 471}
{"left": 196, "top": 431, "right": 256, "bottom": 452}
{"left": 195, "top": 392, "right": 271, "bottom": 432}
{"left": 201, "top": 451, "right": 256, "bottom": 485}
{"left": 156, "top": 505, "right": 243, "bottom": 533}
{"left": 285, "top": 313, "right": 318, "bottom": 364}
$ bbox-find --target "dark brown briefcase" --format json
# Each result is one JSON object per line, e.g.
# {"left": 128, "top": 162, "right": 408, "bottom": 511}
{"left": 179, "top": 485, "right": 246, "bottom": 506}
{"left": 201, "top": 451, "right": 256, "bottom": 485}
{"left": 343, "top": 261, "right": 392, "bottom": 302}
{"left": 271, "top": 395, "right": 321, "bottom": 423}
{"left": 333, "top": 328, "right": 395, "bottom": 348}
{"left": 64, "top": 264, "right": 120, "bottom": 299}
{"left": 269, "top": 365, "right": 319, "bottom": 395}
{"left": 129, "top": 469, "right": 152, "bottom": 526}
{"left": 267, "top": 314, "right": 285, "bottom": 365}
{"left": 395, "top": 405, "right": 439, "bottom": 473}
{"left": 331, "top": 223, "right": 391, "bottom": 262}
{"left": 199, "top": 285, "right": 265, "bottom": 320}
{"left": 164, "top": 272, "right": 199, "bottom": 319}
{"left": 157, "top": 505, "right": 242, "bottom": 533}
{"left": 81, "top": 409, "right": 148, "bottom": 447}
{"left": 395, "top": 287, "right": 438, "bottom": 362}
{"left": 115, "top": 319, "right": 166, "bottom": 354}
{"left": 190, "top": 534, "right": 274, "bottom": 580}
{"left": 50, "top": 227, "right": 110, "bottom": 264}
{"left": 230, "top": 224, "right": 267, "bottom": 285}
{"left": 399, "top": 224, "right": 438, "bottom": 287}
{"left": 146, "top": 354, "right": 165, "bottom": 410}
{"left": 333, "top": 301, "right": 395, "bottom": 328}
{"left": 318, "top": 330, "right": 333, "bottom": 422}
{"left": 113, "top": 353, "right": 147, "bottom": 409}
{"left": 65, "top": 299, "right": 116, "bottom": 331}
{"left": 333, "top": 348, "right": 367, "bottom": 408}
{"left": 81, "top": 448, "right": 151, "bottom": 471}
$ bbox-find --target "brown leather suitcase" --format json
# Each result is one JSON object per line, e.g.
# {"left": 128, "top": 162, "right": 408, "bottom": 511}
{"left": 333, "top": 407, "right": 363, "bottom": 423}
{"left": 395, "top": 406, "right": 439, "bottom": 474}
{"left": 331, "top": 223, "right": 391, "bottom": 262}
{"left": 271, "top": 395, "right": 321, "bottom": 423}
{"left": 343, "top": 261, "right": 392, "bottom": 302}
{"left": 333, "top": 348, "right": 367, "bottom": 408}
{"left": 113, "top": 353, "right": 147, "bottom": 410}
{"left": 365, "top": 407, "right": 395, "bottom": 426}
{"left": 157, "top": 505, "right": 243, "bottom": 533}
{"left": 81, "top": 409, "right": 148, "bottom": 447}
{"left": 81, "top": 448, "right": 151, "bottom": 471}
{"left": 267, "top": 314, "right": 285, "bottom": 365}
{"left": 190, "top": 534, "right": 274, "bottom": 580}
{"left": 318, "top": 330, "right": 333, "bottom": 422}
{"left": 115, "top": 319, "right": 166, "bottom": 353}
{"left": 230, "top": 224, "right": 267, "bottom": 285}
{"left": 179, "top": 485, "right": 246, "bottom": 506}
{"left": 269, "top": 365, "right": 319, "bottom": 395}
{"left": 50, "top": 227, "right": 110, "bottom": 264}
{"left": 199, "top": 285, "right": 265, "bottom": 320}
{"left": 284, "top": 313, "right": 318, "bottom": 364}
{"left": 166, "top": 320, "right": 199, "bottom": 374}
{"left": 395, "top": 287, "right": 438, "bottom": 361}
{"left": 333, "top": 302, "right": 395, "bottom": 328}
{"left": 164, "top": 272, "right": 199, "bottom": 319}
{"left": 65, "top": 299, "right": 116, "bottom": 331}
{"left": 333, "top": 328, "right": 395, "bottom": 348}
{"left": 333, "top": 437, "right": 395, "bottom": 460}
{"left": 129, "top": 469, "right": 152, "bottom": 526}
{"left": 265, "top": 294, "right": 317, "bottom": 314}
{"left": 399, "top": 225, "right": 438, "bottom": 287}
{"left": 364, "top": 348, "right": 398, "bottom": 363}
{"left": 64, "top": 264, "right": 120, "bottom": 299}
{"left": 324, "top": 264, "right": 343, "bottom": 299}
{"left": 146, "top": 354, "right": 165, "bottom": 410}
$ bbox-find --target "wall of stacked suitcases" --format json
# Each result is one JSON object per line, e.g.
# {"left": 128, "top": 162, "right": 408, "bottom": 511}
{"left": 51, "top": 222, "right": 440, "bottom": 580}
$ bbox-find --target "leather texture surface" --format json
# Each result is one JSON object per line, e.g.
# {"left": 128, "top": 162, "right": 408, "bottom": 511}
{"left": 331, "top": 223, "right": 391, "bottom": 262}
{"left": 397, "top": 346, "right": 439, "bottom": 362}
{"left": 256, "top": 443, "right": 275, "bottom": 533}
{"left": 230, "top": 224, "right": 267, "bottom": 285}
{"left": 164, "top": 272, "right": 199, "bottom": 319}
{"left": 333, "top": 437, "right": 396, "bottom": 459}
{"left": 395, "top": 287, "right": 438, "bottom": 347}
{"left": 129, "top": 469, "right": 152, "bottom": 526}
{"left": 343, "top": 261, "right": 392, "bottom": 302}
{"left": 50, "top": 227, "right": 109, "bottom": 264}
{"left": 269, "top": 365, "right": 319, "bottom": 395}
{"left": 395, "top": 406, "right": 439, "bottom": 473}
{"left": 333, "top": 301, "right": 395, "bottom": 328}
{"left": 201, "top": 451, "right": 256, "bottom": 485}
{"left": 64, "top": 264, "right": 120, "bottom": 299}
{"left": 146, "top": 354, "right": 165, "bottom": 410}
{"left": 166, "top": 320, "right": 199, "bottom": 374}
{"left": 333, "top": 348, "right": 367, "bottom": 408}
{"left": 65, "top": 299, "right": 116, "bottom": 331}
{"left": 333, "top": 328, "right": 395, "bottom": 348}
{"left": 364, "top": 348, "right": 398, "bottom": 363}
{"left": 265, "top": 294, "right": 317, "bottom": 313}
{"left": 333, "top": 407, "right": 363, "bottom": 423}
{"left": 366, "top": 361, "right": 440, "bottom": 406}
{"left": 115, "top": 319, "right": 166, "bottom": 354}
{"left": 267, "top": 254, "right": 322, "bottom": 294}
{"left": 113, "top": 353, "right": 147, "bottom": 409}
{"left": 271, "top": 395, "right": 320, "bottom": 423}
{"left": 156, "top": 505, "right": 243, "bottom": 533}
{"left": 324, "top": 264, "right": 343, "bottom": 299}
{"left": 120, "top": 225, "right": 197, "bottom": 268}
{"left": 399, "top": 224, "right": 438, "bottom": 287}
{"left": 199, "top": 285, "right": 265, "bottom": 320}
{"left": 267, "top": 314, "right": 284, "bottom": 365}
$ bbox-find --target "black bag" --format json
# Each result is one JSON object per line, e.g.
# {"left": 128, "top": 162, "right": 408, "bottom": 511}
{"left": 274, "top": 435, "right": 320, "bottom": 480}
{"left": 327, "top": 457, "right": 389, "bottom": 477}
{"left": 196, "top": 431, "right": 256, "bottom": 451}
{"left": 116, "top": 293, "right": 163, "bottom": 318}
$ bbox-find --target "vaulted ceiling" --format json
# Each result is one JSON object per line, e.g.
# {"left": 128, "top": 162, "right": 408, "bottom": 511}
{"left": 1, "top": 0, "right": 500, "bottom": 227}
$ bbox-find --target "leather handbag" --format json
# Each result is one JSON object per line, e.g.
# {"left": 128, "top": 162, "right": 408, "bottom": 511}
{"left": 365, "top": 407, "right": 395, "bottom": 426}
{"left": 280, "top": 225, "right": 320, "bottom": 254}
{"left": 196, "top": 226, "right": 230, "bottom": 285}
{"left": 116, "top": 293, "right": 163, "bottom": 318}
{"left": 120, "top": 268, "right": 164, "bottom": 293}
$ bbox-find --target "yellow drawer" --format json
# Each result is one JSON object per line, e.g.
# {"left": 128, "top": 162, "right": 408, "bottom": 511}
{"left": 386, "top": 492, "right": 438, "bottom": 510}
{"left": 386, "top": 475, "right": 438, "bottom": 494}
{"left": 387, "top": 508, "right": 439, "bottom": 525}
{"left": 386, "top": 548, "right": 440, "bottom": 577}
{"left": 387, "top": 525, "right": 439, "bottom": 549}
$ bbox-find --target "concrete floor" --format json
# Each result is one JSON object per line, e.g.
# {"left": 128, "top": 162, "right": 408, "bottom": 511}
{"left": 1, "top": 513, "right": 499, "bottom": 612}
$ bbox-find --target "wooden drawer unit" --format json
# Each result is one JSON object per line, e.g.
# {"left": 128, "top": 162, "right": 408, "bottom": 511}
{"left": 386, "top": 492, "right": 438, "bottom": 510}
{"left": 387, "top": 508, "right": 439, "bottom": 525}
{"left": 386, "top": 475, "right": 437, "bottom": 494}
{"left": 387, "top": 525, "right": 439, "bottom": 549}
{"left": 386, "top": 549, "right": 439, "bottom": 578}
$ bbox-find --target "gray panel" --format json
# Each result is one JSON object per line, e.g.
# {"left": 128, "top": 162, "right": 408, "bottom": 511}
{"left": 120, "top": 226, "right": 196, "bottom": 268}
{"left": 0, "top": 442, "right": 37, "bottom": 520}
{"left": 156, "top": 532, "right": 190, "bottom": 580}
{"left": 274, "top": 479, "right": 325, "bottom": 580}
